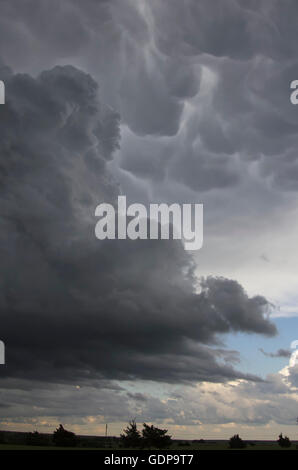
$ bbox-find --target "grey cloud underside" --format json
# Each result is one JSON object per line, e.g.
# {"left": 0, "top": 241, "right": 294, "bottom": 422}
{"left": 0, "top": 65, "right": 276, "bottom": 386}
{"left": 0, "top": 372, "right": 297, "bottom": 427}
{"left": 2, "top": 1, "right": 298, "bottom": 193}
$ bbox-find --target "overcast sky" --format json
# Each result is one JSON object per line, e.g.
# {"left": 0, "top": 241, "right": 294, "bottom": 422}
{"left": 1, "top": 0, "right": 298, "bottom": 439}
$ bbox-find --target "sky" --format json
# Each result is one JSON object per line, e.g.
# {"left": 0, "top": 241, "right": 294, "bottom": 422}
{"left": 0, "top": 0, "right": 298, "bottom": 440}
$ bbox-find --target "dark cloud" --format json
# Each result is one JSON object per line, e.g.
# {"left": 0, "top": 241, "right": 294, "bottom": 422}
{"left": 1, "top": 0, "right": 298, "bottom": 193}
{"left": 0, "top": 64, "right": 276, "bottom": 389}
{"left": 0, "top": 0, "right": 200, "bottom": 138}
{"left": 150, "top": 0, "right": 298, "bottom": 61}
{"left": 259, "top": 348, "right": 291, "bottom": 359}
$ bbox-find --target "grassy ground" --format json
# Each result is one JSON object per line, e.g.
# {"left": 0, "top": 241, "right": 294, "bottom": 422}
{"left": 0, "top": 441, "right": 297, "bottom": 450}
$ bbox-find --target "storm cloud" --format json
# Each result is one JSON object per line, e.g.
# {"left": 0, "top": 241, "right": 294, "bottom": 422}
{"left": 0, "top": 64, "right": 276, "bottom": 388}
{"left": 0, "top": 0, "right": 297, "bottom": 433}
{"left": 1, "top": 0, "right": 298, "bottom": 193}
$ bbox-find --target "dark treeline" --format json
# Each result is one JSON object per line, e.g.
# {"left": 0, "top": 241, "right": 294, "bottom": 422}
{"left": 0, "top": 423, "right": 295, "bottom": 449}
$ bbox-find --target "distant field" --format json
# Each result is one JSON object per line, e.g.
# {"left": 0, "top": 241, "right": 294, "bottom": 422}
{"left": 0, "top": 441, "right": 297, "bottom": 451}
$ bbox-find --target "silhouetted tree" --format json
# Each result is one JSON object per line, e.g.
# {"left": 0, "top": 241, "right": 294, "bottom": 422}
{"left": 120, "top": 420, "right": 142, "bottom": 448}
{"left": 277, "top": 433, "right": 291, "bottom": 448}
{"left": 52, "top": 424, "right": 78, "bottom": 447}
{"left": 142, "top": 423, "right": 172, "bottom": 449}
{"left": 228, "top": 434, "right": 246, "bottom": 449}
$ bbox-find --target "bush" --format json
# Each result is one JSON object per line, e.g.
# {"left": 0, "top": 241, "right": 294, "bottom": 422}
{"left": 52, "top": 424, "right": 78, "bottom": 448}
{"left": 277, "top": 433, "right": 291, "bottom": 448}
{"left": 228, "top": 434, "right": 246, "bottom": 449}
{"left": 142, "top": 423, "right": 172, "bottom": 449}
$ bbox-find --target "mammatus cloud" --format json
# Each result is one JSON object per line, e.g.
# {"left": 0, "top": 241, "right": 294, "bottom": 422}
{"left": 1, "top": 1, "right": 298, "bottom": 194}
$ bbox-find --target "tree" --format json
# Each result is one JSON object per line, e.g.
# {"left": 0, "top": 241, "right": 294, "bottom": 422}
{"left": 120, "top": 420, "right": 142, "bottom": 448}
{"left": 228, "top": 434, "right": 246, "bottom": 449}
{"left": 277, "top": 433, "right": 291, "bottom": 448}
{"left": 52, "top": 424, "right": 78, "bottom": 447}
{"left": 142, "top": 423, "right": 172, "bottom": 449}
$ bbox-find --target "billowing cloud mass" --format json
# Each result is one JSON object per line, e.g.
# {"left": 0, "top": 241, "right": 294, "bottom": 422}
{"left": 0, "top": 0, "right": 297, "bottom": 435}
{"left": 0, "top": 63, "right": 276, "bottom": 388}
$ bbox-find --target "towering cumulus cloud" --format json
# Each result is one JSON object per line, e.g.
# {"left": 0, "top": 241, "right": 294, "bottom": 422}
{"left": 0, "top": 64, "right": 275, "bottom": 387}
